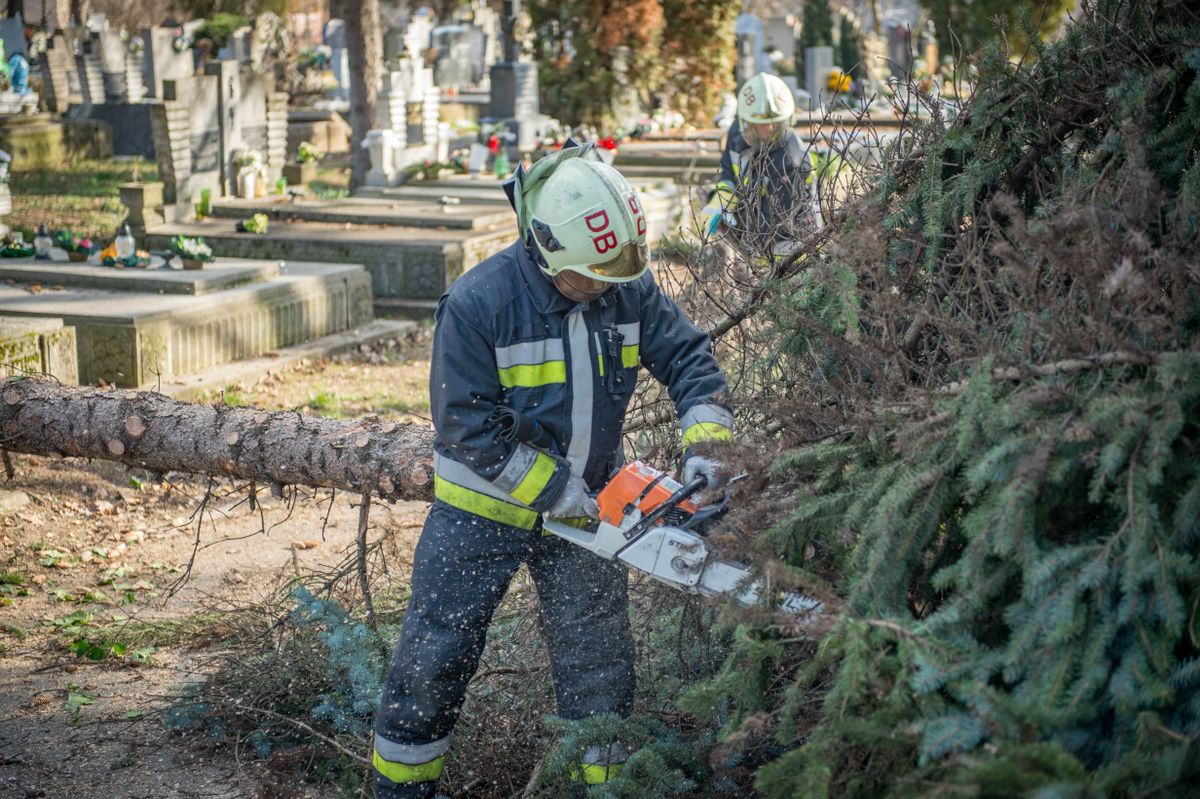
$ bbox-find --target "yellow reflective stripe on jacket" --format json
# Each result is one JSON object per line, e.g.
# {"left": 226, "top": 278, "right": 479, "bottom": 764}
{"left": 599, "top": 345, "right": 639, "bottom": 375}
{"left": 681, "top": 421, "right": 733, "bottom": 447}
{"left": 372, "top": 750, "right": 446, "bottom": 784}
{"left": 497, "top": 360, "right": 566, "bottom": 389}
{"left": 434, "top": 475, "right": 539, "bottom": 530}
{"left": 509, "top": 451, "right": 556, "bottom": 506}
{"left": 573, "top": 762, "right": 625, "bottom": 784}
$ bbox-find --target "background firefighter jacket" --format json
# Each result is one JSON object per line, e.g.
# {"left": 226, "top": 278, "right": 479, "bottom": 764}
{"left": 710, "top": 117, "right": 813, "bottom": 249}
{"left": 429, "top": 240, "right": 732, "bottom": 528}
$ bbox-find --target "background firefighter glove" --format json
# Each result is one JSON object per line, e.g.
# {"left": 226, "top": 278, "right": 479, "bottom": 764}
{"left": 700, "top": 205, "right": 734, "bottom": 235}
{"left": 547, "top": 475, "right": 599, "bottom": 519}
{"left": 683, "top": 455, "right": 724, "bottom": 490}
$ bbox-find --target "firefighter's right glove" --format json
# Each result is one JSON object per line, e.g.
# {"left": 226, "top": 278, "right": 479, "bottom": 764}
{"left": 683, "top": 455, "right": 725, "bottom": 491}
{"left": 547, "top": 475, "right": 599, "bottom": 519}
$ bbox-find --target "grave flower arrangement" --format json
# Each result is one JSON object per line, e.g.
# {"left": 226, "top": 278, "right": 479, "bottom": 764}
{"left": 99, "top": 241, "right": 151, "bottom": 269}
{"left": 236, "top": 213, "right": 270, "bottom": 235}
{"left": 55, "top": 229, "right": 97, "bottom": 261}
{"left": 234, "top": 149, "right": 265, "bottom": 198}
{"left": 296, "top": 141, "right": 321, "bottom": 164}
{"left": 0, "top": 236, "right": 35, "bottom": 258}
{"left": 170, "top": 235, "right": 214, "bottom": 270}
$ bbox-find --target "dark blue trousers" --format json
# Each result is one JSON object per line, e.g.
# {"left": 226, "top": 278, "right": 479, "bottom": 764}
{"left": 373, "top": 501, "right": 635, "bottom": 798}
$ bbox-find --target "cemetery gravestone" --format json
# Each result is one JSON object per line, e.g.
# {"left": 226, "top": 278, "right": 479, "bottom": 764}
{"left": 805, "top": 46, "right": 835, "bottom": 110}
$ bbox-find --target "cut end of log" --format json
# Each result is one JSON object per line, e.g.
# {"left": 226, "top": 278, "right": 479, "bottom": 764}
{"left": 106, "top": 439, "right": 125, "bottom": 456}
{"left": 410, "top": 464, "right": 431, "bottom": 486}
{"left": 355, "top": 433, "right": 370, "bottom": 448}
{"left": 125, "top": 415, "right": 146, "bottom": 438}
{"left": 380, "top": 422, "right": 397, "bottom": 434}
{"left": 3, "top": 389, "right": 20, "bottom": 405}
{"left": 225, "top": 432, "right": 239, "bottom": 446}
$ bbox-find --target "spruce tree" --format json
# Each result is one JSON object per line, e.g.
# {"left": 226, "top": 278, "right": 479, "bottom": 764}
{"left": 696, "top": 1, "right": 1200, "bottom": 795}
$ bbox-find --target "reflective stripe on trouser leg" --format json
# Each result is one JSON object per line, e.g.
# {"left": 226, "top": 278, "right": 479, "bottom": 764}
{"left": 529, "top": 533, "right": 635, "bottom": 720}
{"left": 373, "top": 501, "right": 528, "bottom": 797}
{"left": 574, "top": 742, "right": 631, "bottom": 784}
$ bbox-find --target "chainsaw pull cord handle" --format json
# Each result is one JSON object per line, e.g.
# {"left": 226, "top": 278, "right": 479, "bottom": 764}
{"left": 612, "top": 475, "right": 708, "bottom": 561}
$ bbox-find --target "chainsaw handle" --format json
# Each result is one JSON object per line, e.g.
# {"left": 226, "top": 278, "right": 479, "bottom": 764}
{"left": 615, "top": 475, "right": 708, "bottom": 556}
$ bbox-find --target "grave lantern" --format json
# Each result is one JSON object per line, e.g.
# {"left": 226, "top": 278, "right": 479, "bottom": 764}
{"left": 34, "top": 224, "right": 52, "bottom": 260}
{"left": 115, "top": 223, "right": 136, "bottom": 259}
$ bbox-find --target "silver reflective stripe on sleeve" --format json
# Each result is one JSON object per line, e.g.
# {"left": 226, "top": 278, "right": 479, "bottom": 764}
{"left": 616, "top": 322, "right": 640, "bottom": 346}
{"left": 494, "top": 338, "right": 565, "bottom": 368}
{"left": 680, "top": 403, "right": 734, "bottom": 431}
{"left": 373, "top": 733, "right": 452, "bottom": 765}
{"left": 435, "top": 453, "right": 532, "bottom": 505}
{"left": 565, "top": 310, "right": 593, "bottom": 476}
{"left": 493, "top": 443, "right": 539, "bottom": 494}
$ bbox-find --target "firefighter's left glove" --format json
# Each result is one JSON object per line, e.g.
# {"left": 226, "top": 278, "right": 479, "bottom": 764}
{"left": 683, "top": 455, "right": 725, "bottom": 491}
{"left": 547, "top": 475, "right": 599, "bottom": 519}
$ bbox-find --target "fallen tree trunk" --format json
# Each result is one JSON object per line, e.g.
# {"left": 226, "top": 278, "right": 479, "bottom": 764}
{"left": 0, "top": 377, "right": 435, "bottom": 502}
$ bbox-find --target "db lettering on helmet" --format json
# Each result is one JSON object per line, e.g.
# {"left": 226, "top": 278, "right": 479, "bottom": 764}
{"left": 627, "top": 194, "right": 646, "bottom": 237}
{"left": 586, "top": 209, "right": 619, "bottom": 254}
{"left": 742, "top": 85, "right": 756, "bottom": 105}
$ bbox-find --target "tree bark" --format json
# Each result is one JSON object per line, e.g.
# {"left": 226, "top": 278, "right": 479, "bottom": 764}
{"left": 346, "top": 0, "right": 382, "bottom": 191}
{"left": 0, "top": 378, "right": 434, "bottom": 503}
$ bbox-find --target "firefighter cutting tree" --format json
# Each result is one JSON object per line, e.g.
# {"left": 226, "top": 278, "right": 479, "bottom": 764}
{"left": 371, "top": 142, "right": 734, "bottom": 798}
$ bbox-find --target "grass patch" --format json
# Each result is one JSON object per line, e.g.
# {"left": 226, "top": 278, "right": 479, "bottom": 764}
{"left": 309, "top": 155, "right": 350, "bottom": 200}
{"left": 94, "top": 612, "right": 238, "bottom": 650}
{"left": 8, "top": 158, "right": 158, "bottom": 239}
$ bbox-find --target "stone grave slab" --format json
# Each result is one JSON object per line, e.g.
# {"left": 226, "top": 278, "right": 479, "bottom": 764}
{"left": 208, "top": 196, "right": 513, "bottom": 231}
{"left": 0, "top": 316, "right": 78, "bottom": 384}
{"left": 357, "top": 175, "right": 682, "bottom": 246}
{"left": 0, "top": 255, "right": 281, "bottom": 296}
{"left": 0, "top": 260, "right": 372, "bottom": 388}
{"left": 145, "top": 220, "right": 512, "bottom": 302}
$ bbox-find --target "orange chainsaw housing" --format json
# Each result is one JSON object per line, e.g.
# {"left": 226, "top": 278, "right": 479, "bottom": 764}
{"left": 596, "top": 461, "right": 698, "bottom": 526}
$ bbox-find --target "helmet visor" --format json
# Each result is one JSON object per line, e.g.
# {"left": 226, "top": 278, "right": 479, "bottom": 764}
{"left": 579, "top": 240, "right": 649, "bottom": 282}
{"left": 742, "top": 119, "right": 788, "bottom": 148}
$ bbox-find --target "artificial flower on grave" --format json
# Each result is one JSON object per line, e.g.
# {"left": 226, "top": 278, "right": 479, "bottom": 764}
{"left": 55, "top": 229, "right": 96, "bottom": 254}
{"left": 169, "top": 235, "right": 215, "bottom": 262}
{"left": 236, "top": 213, "right": 270, "bottom": 234}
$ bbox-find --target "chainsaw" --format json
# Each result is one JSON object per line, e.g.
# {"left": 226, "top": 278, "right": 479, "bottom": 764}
{"left": 541, "top": 461, "right": 822, "bottom": 618}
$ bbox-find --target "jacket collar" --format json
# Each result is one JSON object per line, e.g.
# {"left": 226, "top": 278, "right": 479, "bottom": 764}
{"left": 515, "top": 238, "right": 596, "bottom": 315}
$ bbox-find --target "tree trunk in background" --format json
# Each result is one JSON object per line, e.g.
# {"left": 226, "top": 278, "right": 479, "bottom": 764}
{"left": 346, "top": 0, "right": 382, "bottom": 191}
{"left": 0, "top": 378, "right": 435, "bottom": 502}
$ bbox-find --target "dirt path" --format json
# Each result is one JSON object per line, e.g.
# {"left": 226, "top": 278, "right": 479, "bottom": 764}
{"left": 1, "top": 337, "right": 433, "bottom": 799}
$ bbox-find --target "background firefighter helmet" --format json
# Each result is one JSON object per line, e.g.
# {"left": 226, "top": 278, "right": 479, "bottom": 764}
{"left": 737, "top": 72, "right": 795, "bottom": 148}
{"left": 508, "top": 144, "right": 650, "bottom": 283}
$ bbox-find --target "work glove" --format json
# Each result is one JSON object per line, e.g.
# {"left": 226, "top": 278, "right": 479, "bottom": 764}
{"left": 547, "top": 475, "right": 598, "bottom": 519}
{"left": 683, "top": 455, "right": 725, "bottom": 491}
{"left": 699, "top": 205, "right": 734, "bottom": 236}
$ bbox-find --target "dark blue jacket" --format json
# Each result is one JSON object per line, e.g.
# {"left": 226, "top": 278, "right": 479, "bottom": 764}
{"left": 430, "top": 241, "right": 732, "bottom": 529}
{"left": 714, "top": 118, "right": 812, "bottom": 246}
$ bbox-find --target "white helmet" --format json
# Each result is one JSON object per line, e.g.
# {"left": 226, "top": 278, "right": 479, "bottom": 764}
{"left": 509, "top": 144, "right": 649, "bottom": 283}
{"left": 737, "top": 72, "right": 795, "bottom": 148}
